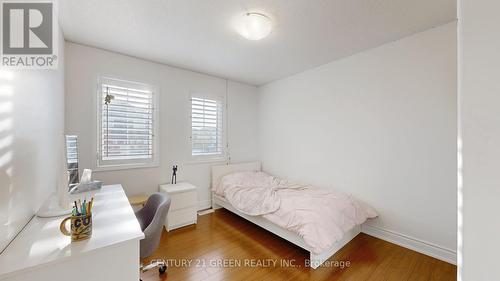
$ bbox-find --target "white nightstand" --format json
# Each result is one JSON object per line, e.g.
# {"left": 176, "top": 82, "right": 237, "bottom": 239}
{"left": 159, "top": 182, "right": 197, "bottom": 231}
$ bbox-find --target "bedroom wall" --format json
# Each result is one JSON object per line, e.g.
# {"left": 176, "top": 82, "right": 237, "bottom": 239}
{"left": 460, "top": 0, "right": 500, "bottom": 279}
{"left": 0, "top": 30, "right": 65, "bottom": 253}
{"left": 258, "top": 23, "right": 457, "bottom": 262}
{"left": 65, "top": 42, "right": 259, "bottom": 209}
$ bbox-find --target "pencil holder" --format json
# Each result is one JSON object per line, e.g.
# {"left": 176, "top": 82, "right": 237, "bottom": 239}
{"left": 59, "top": 213, "right": 92, "bottom": 242}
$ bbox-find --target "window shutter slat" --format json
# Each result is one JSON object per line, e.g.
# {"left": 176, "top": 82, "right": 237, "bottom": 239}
{"left": 101, "top": 81, "right": 155, "bottom": 162}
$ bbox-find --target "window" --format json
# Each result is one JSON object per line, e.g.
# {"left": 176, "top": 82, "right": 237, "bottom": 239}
{"left": 190, "top": 95, "right": 225, "bottom": 160}
{"left": 97, "top": 77, "right": 158, "bottom": 170}
{"left": 65, "top": 135, "right": 79, "bottom": 186}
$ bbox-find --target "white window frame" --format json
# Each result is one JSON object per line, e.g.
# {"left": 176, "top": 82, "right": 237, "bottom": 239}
{"left": 189, "top": 93, "right": 227, "bottom": 163}
{"left": 95, "top": 77, "right": 159, "bottom": 171}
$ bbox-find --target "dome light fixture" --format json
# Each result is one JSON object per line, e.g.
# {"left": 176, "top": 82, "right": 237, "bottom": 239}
{"left": 235, "top": 12, "right": 273, "bottom": 41}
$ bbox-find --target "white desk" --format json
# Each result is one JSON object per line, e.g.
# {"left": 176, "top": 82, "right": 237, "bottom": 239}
{"left": 0, "top": 185, "right": 144, "bottom": 281}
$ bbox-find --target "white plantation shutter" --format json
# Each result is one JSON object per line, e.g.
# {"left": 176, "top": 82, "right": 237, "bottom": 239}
{"left": 65, "top": 135, "right": 79, "bottom": 185}
{"left": 98, "top": 78, "right": 157, "bottom": 168}
{"left": 191, "top": 96, "right": 225, "bottom": 158}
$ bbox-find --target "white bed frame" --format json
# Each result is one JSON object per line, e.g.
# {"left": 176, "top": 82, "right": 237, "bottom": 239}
{"left": 211, "top": 161, "right": 361, "bottom": 269}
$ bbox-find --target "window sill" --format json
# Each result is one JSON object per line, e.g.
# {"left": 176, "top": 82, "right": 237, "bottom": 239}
{"left": 94, "top": 162, "right": 160, "bottom": 172}
{"left": 186, "top": 157, "right": 227, "bottom": 165}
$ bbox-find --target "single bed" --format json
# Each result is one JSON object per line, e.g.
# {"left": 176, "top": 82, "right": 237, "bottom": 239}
{"left": 211, "top": 161, "right": 371, "bottom": 269}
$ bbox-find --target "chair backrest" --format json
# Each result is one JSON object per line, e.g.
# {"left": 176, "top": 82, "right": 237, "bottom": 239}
{"left": 135, "top": 192, "right": 171, "bottom": 258}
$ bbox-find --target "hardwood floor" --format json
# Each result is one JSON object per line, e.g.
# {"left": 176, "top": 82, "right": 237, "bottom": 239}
{"left": 141, "top": 209, "right": 456, "bottom": 281}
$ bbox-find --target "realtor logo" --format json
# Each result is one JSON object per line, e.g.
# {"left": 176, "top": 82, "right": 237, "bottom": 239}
{"left": 1, "top": 1, "right": 58, "bottom": 69}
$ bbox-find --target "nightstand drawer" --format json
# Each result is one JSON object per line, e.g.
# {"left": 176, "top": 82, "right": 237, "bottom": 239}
{"left": 170, "top": 191, "right": 197, "bottom": 211}
{"left": 159, "top": 182, "right": 198, "bottom": 231}
{"left": 166, "top": 206, "right": 197, "bottom": 231}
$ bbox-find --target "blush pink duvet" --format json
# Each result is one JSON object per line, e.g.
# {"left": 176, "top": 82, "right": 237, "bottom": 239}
{"left": 215, "top": 171, "right": 377, "bottom": 254}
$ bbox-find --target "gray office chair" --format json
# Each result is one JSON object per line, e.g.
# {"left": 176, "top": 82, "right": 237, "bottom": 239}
{"left": 135, "top": 192, "right": 171, "bottom": 275}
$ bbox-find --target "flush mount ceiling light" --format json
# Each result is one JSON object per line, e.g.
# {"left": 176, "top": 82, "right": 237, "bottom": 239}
{"left": 235, "top": 12, "right": 273, "bottom": 40}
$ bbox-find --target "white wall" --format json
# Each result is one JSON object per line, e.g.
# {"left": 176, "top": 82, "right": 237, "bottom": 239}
{"left": 0, "top": 32, "right": 65, "bottom": 253}
{"left": 65, "top": 43, "right": 259, "bottom": 209}
{"left": 459, "top": 0, "right": 500, "bottom": 279}
{"left": 258, "top": 23, "right": 457, "bottom": 262}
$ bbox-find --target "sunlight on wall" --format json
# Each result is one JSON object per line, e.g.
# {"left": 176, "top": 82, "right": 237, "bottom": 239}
{"left": 0, "top": 70, "right": 14, "bottom": 81}
{"left": 0, "top": 151, "right": 13, "bottom": 177}
{"left": 0, "top": 135, "right": 13, "bottom": 151}
{"left": 0, "top": 69, "right": 15, "bottom": 254}
{"left": 0, "top": 118, "right": 12, "bottom": 132}
{"left": 0, "top": 102, "right": 13, "bottom": 114}
{"left": 0, "top": 88, "right": 14, "bottom": 171}
{"left": 0, "top": 86, "right": 13, "bottom": 97}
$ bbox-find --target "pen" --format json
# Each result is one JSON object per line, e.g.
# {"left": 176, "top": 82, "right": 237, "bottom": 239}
{"left": 88, "top": 198, "right": 93, "bottom": 214}
{"left": 82, "top": 199, "right": 86, "bottom": 215}
{"left": 74, "top": 201, "right": 79, "bottom": 215}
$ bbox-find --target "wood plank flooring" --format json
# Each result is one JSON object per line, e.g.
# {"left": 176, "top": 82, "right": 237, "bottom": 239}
{"left": 141, "top": 209, "right": 456, "bottom": 281}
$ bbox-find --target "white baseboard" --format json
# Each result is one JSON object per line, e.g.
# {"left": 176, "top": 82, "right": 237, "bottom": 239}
{"left": 198, "top": 208, "right": 215, "bottom": 216}
{"left": 197, "top": 200, "right": 211, "bottom": 211}
{"left": 361, "top": 224, "right": 457, "bottom": 265}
